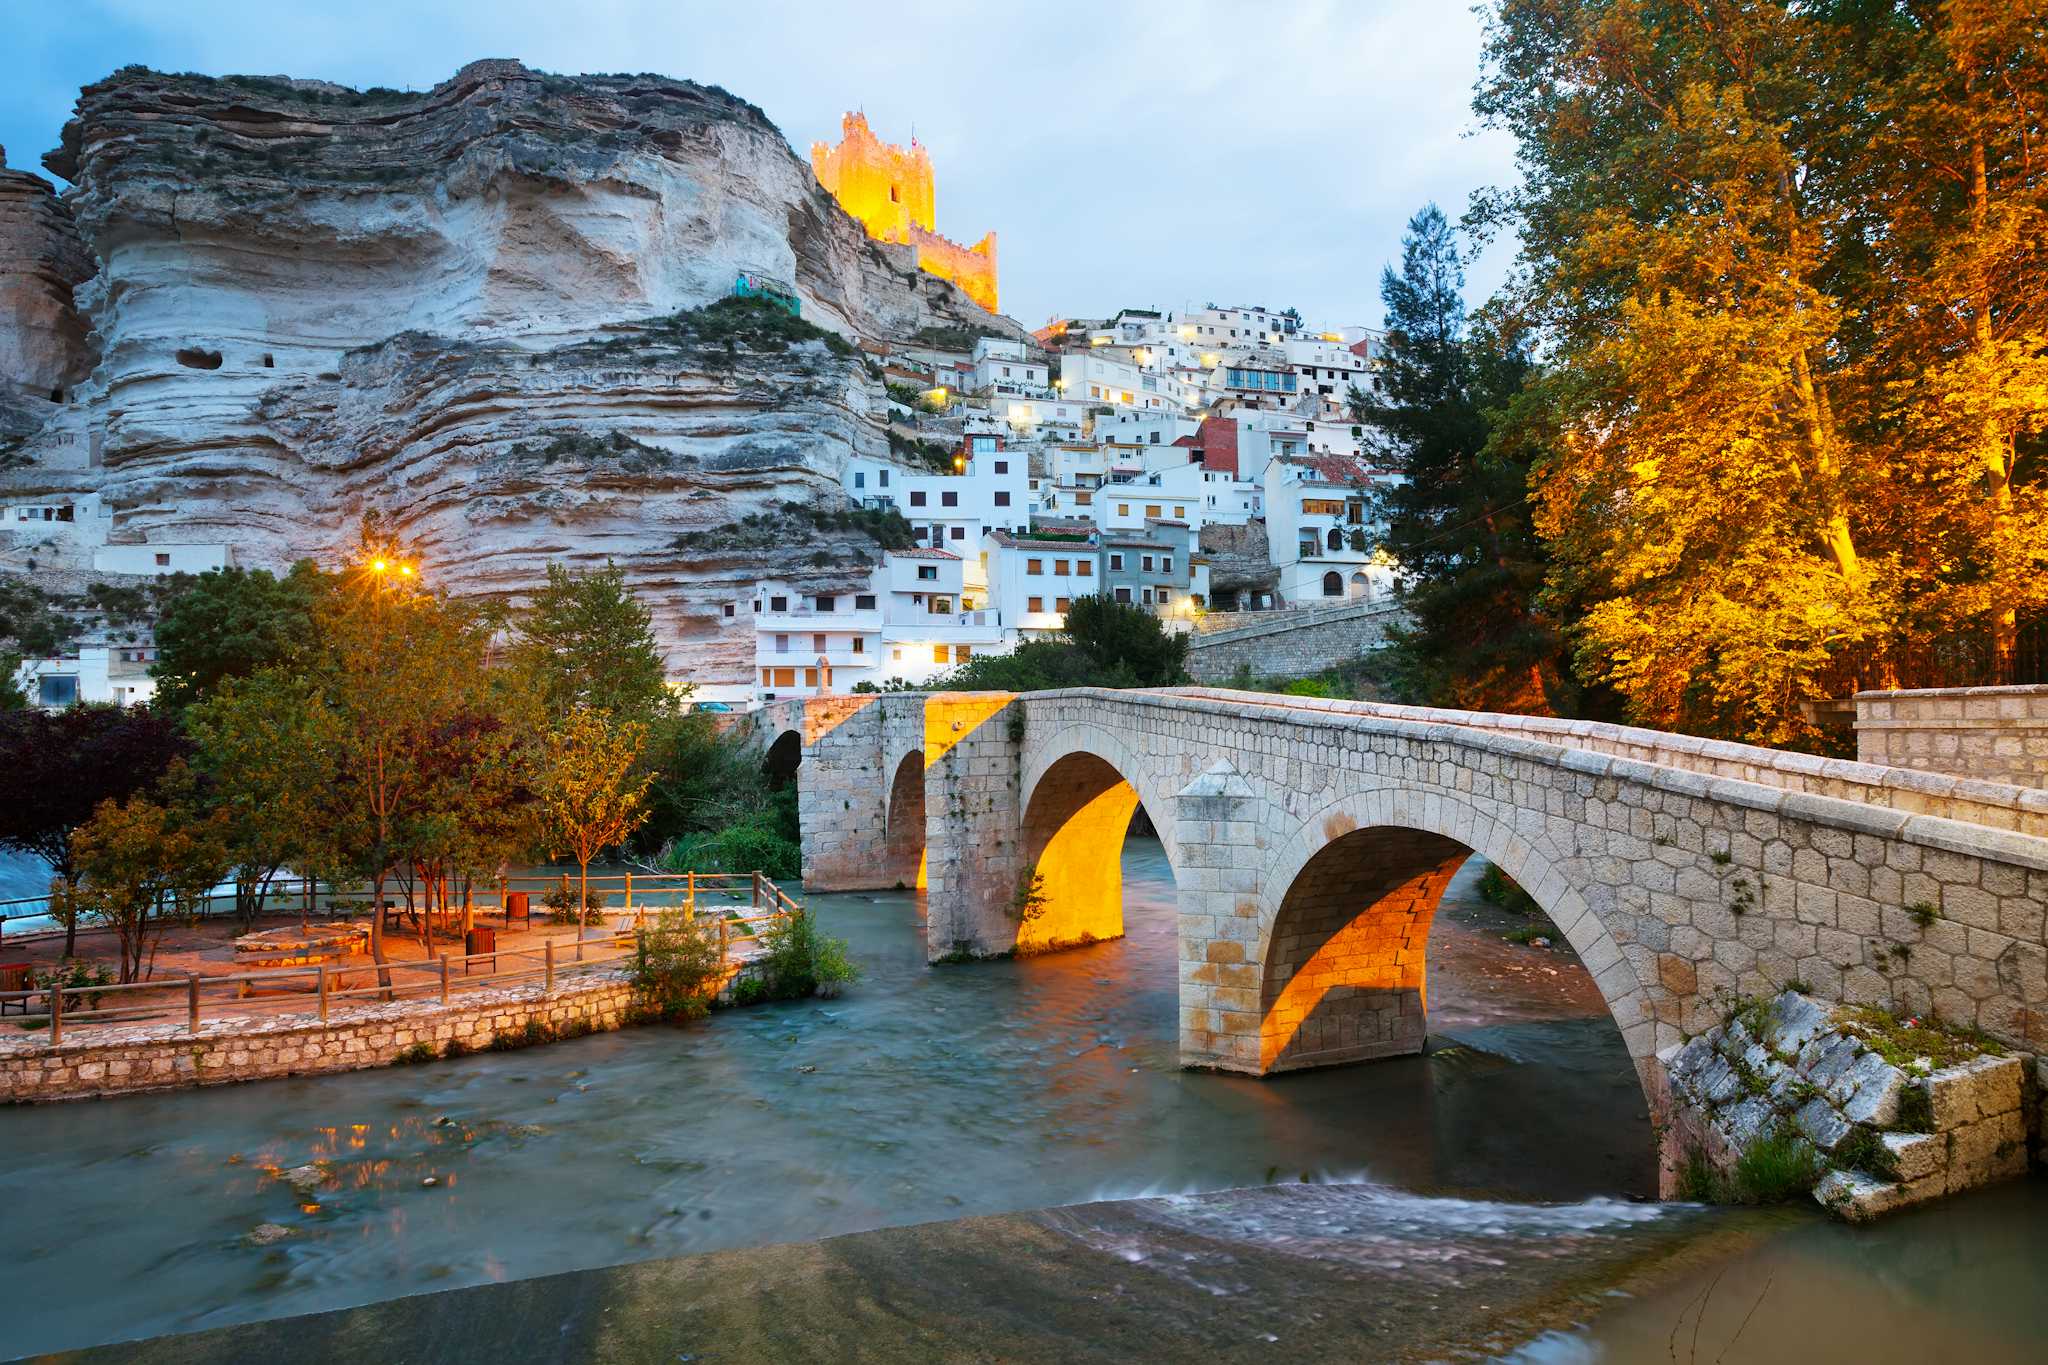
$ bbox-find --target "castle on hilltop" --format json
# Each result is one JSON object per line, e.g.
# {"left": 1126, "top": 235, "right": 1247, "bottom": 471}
{"left": 810, "top": 112, "right": 999, "bottom": 314}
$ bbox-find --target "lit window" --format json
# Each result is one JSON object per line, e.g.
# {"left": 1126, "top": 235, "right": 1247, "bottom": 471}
{"left": 805, "top": 668, "right": 819, "bottom": 687}
{"left": 1145, "top": 505, "right": 1162, "bottom": 517}
{"left": 1118, "top": 504, "right": 1130, "bottom": 517}
{"left": 934, "top": 645, "right": 948, "bottom": 663}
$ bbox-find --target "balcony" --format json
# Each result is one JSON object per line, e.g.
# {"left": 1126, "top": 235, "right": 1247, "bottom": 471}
{"left": 756, "top": 606, "right": 884, "bottom": 632}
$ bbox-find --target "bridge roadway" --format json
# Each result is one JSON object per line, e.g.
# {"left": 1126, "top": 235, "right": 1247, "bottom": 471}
{"left": 749, "top": 687, "right": 2047, "bottom": 1155}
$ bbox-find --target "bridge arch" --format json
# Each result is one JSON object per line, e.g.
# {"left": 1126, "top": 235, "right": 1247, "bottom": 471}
{"left": 762, "top": 728, "right": 803, "bottom": 790}
{"left": 1016, "top": 722, "right": 1182, "bottom": 954}
{"left": 884, "top": 748, "right": 926, "bottom": 890}
{"left": 1253, "top": 784, "right": 1653, "bottom": 1091}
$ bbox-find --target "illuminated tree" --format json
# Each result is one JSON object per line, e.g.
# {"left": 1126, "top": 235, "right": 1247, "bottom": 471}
{"left": 68, "top": 776, "right": 229, "bottom": 982}
{"left": 537, "top": 705, "right": 652, "bottom": 910}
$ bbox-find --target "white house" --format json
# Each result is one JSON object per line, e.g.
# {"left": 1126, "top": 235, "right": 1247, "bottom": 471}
{"left": 750, "top": 548, "right": 1007, "bottom": 701}
{"left": 13, "top": 644, "right": 158, "bottom": 710}
{"left": 981, "top": 529, "right": 1103, "bottom": 637}
{"left": 843, "top": 434, "right": 1031, "bottom": 571}
{"left": 91, "top": 543, "right": 235, "bottom": 575}
{"left": 970, "top": 337, "right": 1050, "bottom": 397}
{"left": 1263, "top": 453, "right": 1397, "bottom": 605}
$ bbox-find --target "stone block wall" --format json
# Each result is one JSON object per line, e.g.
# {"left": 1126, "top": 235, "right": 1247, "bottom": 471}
{"left": 1184, "top": 602, "right": 1403, "bottom": 683}
{"left": 921, "top": 693, "right": 1026, "bottom": 959}
{"left": 1855, "top": 685, "right": 2048, "bottom": 790}
{"left": 0, "top": 971, "right": 638, "bottom": 1103}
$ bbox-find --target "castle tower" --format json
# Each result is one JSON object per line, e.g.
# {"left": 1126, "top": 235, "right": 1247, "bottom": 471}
{"left": 811, "top": 112, "right": 998, "bottom": 314}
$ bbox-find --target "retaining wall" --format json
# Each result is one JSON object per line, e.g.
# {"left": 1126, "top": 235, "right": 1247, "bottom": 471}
{"left": 1855, "top": 685, "right": 2048, "bottom": 790}
{"left": 0, "top": 971, "right": 638, "bottom": 1104}
{"left": 1184, "top": 601, "right": 1403, "bottom": 682}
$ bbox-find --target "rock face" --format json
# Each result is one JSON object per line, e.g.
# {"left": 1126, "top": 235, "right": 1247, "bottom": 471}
{"left": 2, "top": 60, "right": 1022, "bottom": 681}
{"left": 0, "top": 146, "right": 93, "bottom": 463}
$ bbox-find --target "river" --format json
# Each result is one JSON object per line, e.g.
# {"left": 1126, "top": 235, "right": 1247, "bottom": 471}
{"left": 2, "top": 840, "right": 2042, "bottom": 1360}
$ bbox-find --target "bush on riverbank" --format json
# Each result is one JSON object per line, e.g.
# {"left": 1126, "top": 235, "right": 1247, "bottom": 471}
{"left": 733, "top": 908, "right": 859, "bottom": 1004}
{"left": 628, "top": 909, "right": 728, "bottom": 1022}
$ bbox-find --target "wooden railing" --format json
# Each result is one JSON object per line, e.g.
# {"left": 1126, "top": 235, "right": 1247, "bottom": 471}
{"left": 0, "top": 871, "right": 802, "bottom": 1044}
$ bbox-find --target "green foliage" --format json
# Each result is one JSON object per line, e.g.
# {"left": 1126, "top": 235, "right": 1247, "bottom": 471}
{"left": 511, "top": 562, "right": 674, "bottom": 722}
{"left": 596, "top": 295, "right": 854, "bottom": 359}
{"left": 540, "top": 874, "right": 607, "bottom": 926}
{"left": 748, "top": 908, "right": 859, "bottom": 1002}
{"left": 886, "top": 430, "right": 957, "bottom": 471}
{"left": 1730, "top": 1129, "right": 1827, "bottom": 1204}
{"left": 931, "top": 596, "right": 1188, "bottom": 692}
{"left": 150, "top": 563, "right": 327, "bottom": 711}
{"left": 672, "top": 499, "right": 911, "bottom": 555}
{"left": 628, "top": 909, "right": 728, "bottom": 1021}
{"left": 393, "top": 1042, "right": 438, "bottom": 1065}
{"left": 0, "top": 578, "right": 74, "bottom": 657}
{"left": 1836, "top": 1004, "right": 2001, "bottom": 1070}
{"left": 1011, "top": 871, "right": 1048, "bottom": 925}
{"left": 0, "top": 653, "right": 25, "bottom": 712}
{"left": 1280, "top": 678, "right": 1337, "bottom": 698}
{"left": 662, "top": 817, "right": 800, "bottom": 881}
{"left": 1906, "top": 901, "right": 1939, "bottom": 929}
{"left": 1478, "top": 863, "right": 1540, "bottom": 916}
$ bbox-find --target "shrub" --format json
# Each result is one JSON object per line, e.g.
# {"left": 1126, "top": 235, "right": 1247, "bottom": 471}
{"left": 751, "top": 908, "right": 859, "bottom": 1002}
{"left": 541, "top": 875, "right": 608, "bottom": 925}
{"left": 393, "top": 1042, "right": 437, "bottom": 1065}
{"left": 629, "top": 909, "right": 727, "bottom": 1022}
{"left": 664, "top": 818, "right": 800, "bottom": 881}
{"left": 1478, "top": 864, "right": 1541, "bottom": 916}
{"left": 1729, "top": 1128, "right": 1826, "bottom": 1203}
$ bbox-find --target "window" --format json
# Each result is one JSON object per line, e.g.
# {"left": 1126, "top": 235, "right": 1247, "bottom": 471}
{"left": 994, "top": 460, "right": 1008, "bottom": 474}
{"left": 954, "top": 645, "right": 973, "bottom": 662}
{"left": 805, "top": 668, "right": 819, "bottom": 687}
{"left": 773, "top": 667, "right": 796, "bottom": 688}
{"left": 1142, "top": 588, "right": 1154, "bottom": 605}
{"left": 1117, "top": 503, "right": 1130, "bottom": 517}
{"left": 941, "top": 491, "right": 958, "bottom": 508}
{"left": 950, "top": 526, "right": 965, "bottom": 541}
{"left": 852, "top": 637, "right": 865, "bottom": 653}
{"left": 775, "top": 634, "right": 790, "bottom": 653}
{"left": 892, "top": 647, "right": 904, "bottom": 661}
{"left": 1055, "top": 597, "right": 1071, "bottom": 613}
{"left": 1027, "top": 558, "right": 1044, "bottom": 575}
{"left": 771, "top": 595, "right": 788, "bottom": 612}
{"left": 1162, "top": 557, "right": 1173, "bottom": 574}
{"left": 1145, "top": 504, "right": 1162, "bottom": 517}
{"left": 853, "top": 471, "right": 866, "bottom": 488}
{"left": 753, "top": 600, "right": 761, "bottom": 612}
{"left": 1326, "top": 527, "right": 1344, "bottom": 551}
{"left": 1173, "top": 506, "right": 1185, "bottom": 518}
{"left": 761, "top": 668, "right": 771, "bottom": 686}
{"left": 38, "top": 675, "right": 78, "bottom": 708}
{"left": 934, "top": 645, "right": 949, "bottom": 663}
{"left": 154, "top": 553, "right": 171, "bottom": 567}
{"left": 1113, "top": 587, "right": 1132, "bottom": 603}
{"left": 723, "top": 603, "right": 735, "bottom": 618}
{"left": 1323, "top": 571, "right": 1343, "bottom": 596}
{"left": 1054, "top": 559, "right": 1069, "bottom": 575}
{"left": 1109, "top": 553, "right": 1124, "bottom": 570}
{"left": 879, "top": 469, "right": 890, "bottom": 487}
{"left": 910, "top": 490, "right": 927, "bottom": 507}
{"left": 1028, "top": 596, "right": 1045, "bottom": 613}
{"left": 917, "top": 565, "right": 938, "bottom": 581}
{"left": 815, "top": 595, "right": 834, "bottom": 612}
{"left": 855, "top": 594, "right": 876, "bottom": 610}
{"left": 994, "top": 491, "right": 1010, "bottom": 507}
{"left": 1159, "top": 589, "right": 1173, "bottom": 604}
{"left": 1077, "top": 560, "right": 1092, "bottom": 577}
{"left": 812, "top": 634, "right": 826, "bottom": 653}
{"left": 1142, "top": 555, "right": 1155, "bottom": 572}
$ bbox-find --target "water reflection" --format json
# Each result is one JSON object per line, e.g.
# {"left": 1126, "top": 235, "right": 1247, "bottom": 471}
{"left": 0, "top": 840, "right": 1652, "bottom": 1355}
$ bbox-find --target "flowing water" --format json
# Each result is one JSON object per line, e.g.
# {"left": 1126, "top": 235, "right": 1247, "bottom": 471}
{"left": 2, "top": 841, "right": 2042, "bottom": 1360}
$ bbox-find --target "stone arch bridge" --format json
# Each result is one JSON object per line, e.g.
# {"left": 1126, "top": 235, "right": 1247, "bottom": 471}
{"left": 745, "top": 689, "right": 2047, "bottom": 1130}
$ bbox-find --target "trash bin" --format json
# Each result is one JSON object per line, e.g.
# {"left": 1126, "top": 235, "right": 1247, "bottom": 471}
{"left": 504, "top": 891, "right": 529, "bottom": 924}
{"left": 465, "top": 926, "right": 497, "bottom": 974}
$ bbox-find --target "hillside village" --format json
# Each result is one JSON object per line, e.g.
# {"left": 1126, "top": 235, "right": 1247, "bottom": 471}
{"left": 1, "top": 84, "right": 1403, "bottom": 710}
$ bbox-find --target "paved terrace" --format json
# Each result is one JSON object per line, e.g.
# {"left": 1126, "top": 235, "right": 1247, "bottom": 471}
{"left": 748, "top": 687, "right": 2048, "bottom": 1128}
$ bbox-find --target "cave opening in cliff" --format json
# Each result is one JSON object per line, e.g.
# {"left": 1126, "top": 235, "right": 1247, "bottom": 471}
{"left": 175, "top": 347, "right": 224, "bottom": 370}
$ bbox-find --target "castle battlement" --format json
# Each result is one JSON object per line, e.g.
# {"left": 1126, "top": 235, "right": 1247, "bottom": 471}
{"left": 811, "top": 112, "right": 999, "bottom": 314}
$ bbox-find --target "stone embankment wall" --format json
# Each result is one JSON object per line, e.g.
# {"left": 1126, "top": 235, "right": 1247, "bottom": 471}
{"left": 1184, "top": 602, "right": 1403, "bottom": 682}
{"left": 1662, "top": 989, "right": 2034, "bottom": 1217}
{"left": 1855, "top": 685, "right": 2048, "bottom": 790}
{"left": 0, "top": 971, "right": 637, "bottom": 1104}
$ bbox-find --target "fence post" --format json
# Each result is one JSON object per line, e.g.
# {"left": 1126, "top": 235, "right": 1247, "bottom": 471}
{"left": 49, "top": 979, "right": 62, "bottom": 1045}
{"left": 687, "top": 869, "right": 696, "bottom": 915}
{"left": 317, "top": 965, "right": 329, "bottom": 1022}
{"left": 545, "top": 939, "right": 555, "bottom": 995}
{"left": 576, "top": 929, "right": 585, "bottom": 964}
{"left": 624, "top": 871, "right": 633, "bottom": 912}
{"left": 440, "top": 954, "right": 450, "bottom": 1006}
{"left": 751, "top": 871, "right": 761, "bottom": 909}
{"left": 188, "top": 974, "right": 201, "bottom": 1034}
{"left": 718, "top": 915, "right": 729, "bottom": 964}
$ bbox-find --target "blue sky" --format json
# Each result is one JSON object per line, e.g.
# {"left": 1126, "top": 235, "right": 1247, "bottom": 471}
{"left": 1, "top": 0, "right": 1518, "bottom": 332}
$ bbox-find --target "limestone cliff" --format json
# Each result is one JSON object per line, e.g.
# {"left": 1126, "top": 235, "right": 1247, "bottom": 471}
{"left": 3, "top": 60, "right": 1022, "bottom": 682}
{"left": 0, "top": 146, "right": 92, "bottom": 465}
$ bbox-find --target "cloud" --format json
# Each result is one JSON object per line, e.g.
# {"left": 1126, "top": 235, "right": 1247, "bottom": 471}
{"left": 2, "top": 0, "right": 1520, "bottom": 328}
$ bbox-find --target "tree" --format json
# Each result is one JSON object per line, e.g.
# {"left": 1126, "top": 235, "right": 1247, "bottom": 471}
{"left": 1354, "top": 205, "right": 1569, "bottom": 713}
{"left": 511, "top": 562, "right": 676, "bottom": 722}
{"left": 537, "top": 705, "right": 652, "bottom": 908}
{"left": 150, "top": 562, "right": 327, "bottom": 711}
{"left": 183, "top": 669, "right": 343, "bottom": 926}
{"left": 0, "top": 654, "right": 26, "bottom": 712}
{"left": 0, "top": 705, "right": 190, "bottom": 954}
{"left": 315, "top": 557, "right": 507, "bottom": 975}
{"left": 67, "top": 779, "right": 229, "bottom": 982}
{"left": 1062, "top": 595, "right": 1190, "bottom": 686}
{"left": 1472, "top": 0, "right": 2048, "bottom": 743}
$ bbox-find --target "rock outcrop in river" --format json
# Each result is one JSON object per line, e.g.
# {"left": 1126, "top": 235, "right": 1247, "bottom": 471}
{"left": 0, "top": 61, "right": 1020, "bottom": 678}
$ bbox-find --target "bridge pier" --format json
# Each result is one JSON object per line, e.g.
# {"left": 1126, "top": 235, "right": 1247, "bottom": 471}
{"left": 922, "top": 693, "right": 1028, "bottom": 958}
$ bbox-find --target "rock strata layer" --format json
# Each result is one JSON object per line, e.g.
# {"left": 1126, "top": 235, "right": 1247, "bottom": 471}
{"left": 2, "top": 61, "right": 1023, "bottom": 680}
